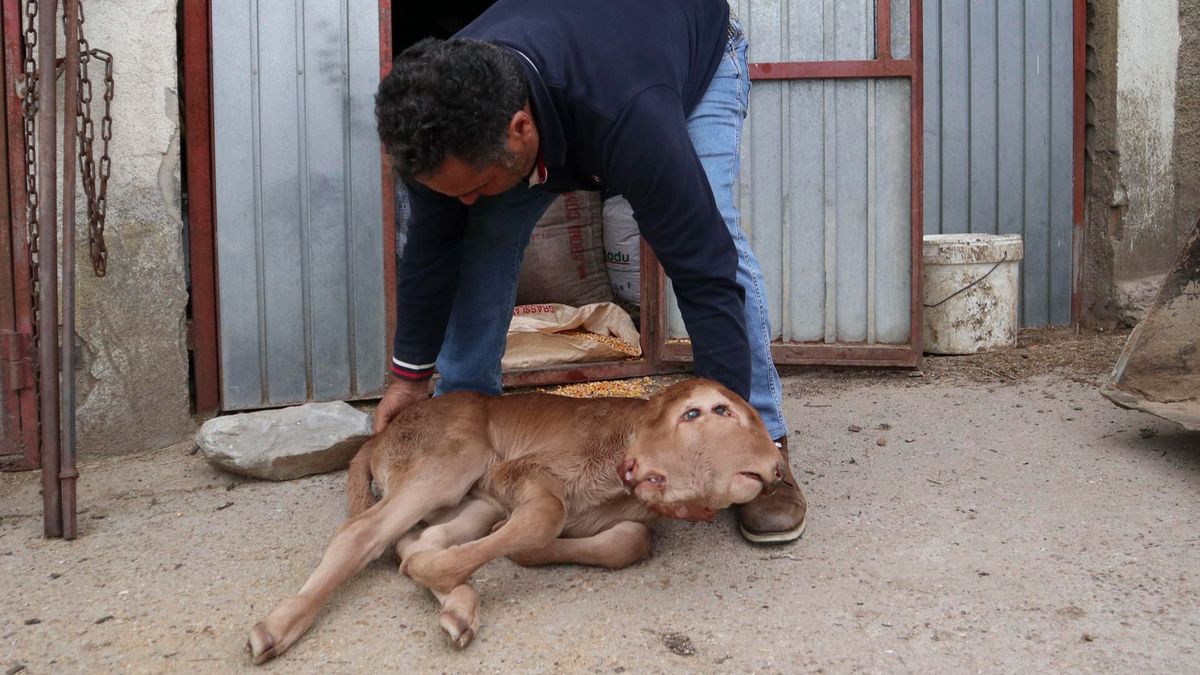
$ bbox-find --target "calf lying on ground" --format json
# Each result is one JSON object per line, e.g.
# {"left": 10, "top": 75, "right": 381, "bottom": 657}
{"left": 248, "top": 378, "right": 788, "bottom": 664}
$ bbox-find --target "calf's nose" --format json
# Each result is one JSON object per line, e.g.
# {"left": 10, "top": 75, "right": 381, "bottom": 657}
{"left": 764, "top": 461, "right": 786, "bottom": 495}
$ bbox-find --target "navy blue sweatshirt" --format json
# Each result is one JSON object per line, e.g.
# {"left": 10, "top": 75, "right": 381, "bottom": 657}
{"left": 391, "top": 0, "right": 751, "bottom": 400}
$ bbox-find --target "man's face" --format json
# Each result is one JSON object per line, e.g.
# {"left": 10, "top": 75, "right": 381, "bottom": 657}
{"left": 416, "top": 104, "right": 539, "bottom": 205}
{"left": 418, "top": 155, "right": 528, "bottom": 205}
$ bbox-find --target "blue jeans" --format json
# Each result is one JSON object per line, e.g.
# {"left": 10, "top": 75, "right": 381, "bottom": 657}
{"left": 435, "top": 20, "right": 788, "bottom": 440}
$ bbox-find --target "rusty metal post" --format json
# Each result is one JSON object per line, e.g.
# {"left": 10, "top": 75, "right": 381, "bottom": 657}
{"left": 36, "top": 0, "right": 61, "bottom": 538}
{"left": 60, "top": 0, "right": 80, "bottom": 539}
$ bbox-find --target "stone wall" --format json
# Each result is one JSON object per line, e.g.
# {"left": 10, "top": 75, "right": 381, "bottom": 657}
{"left": 69, "top": 0, "right": 193, "bottom": 454}
{"left": 1083, "top": 0, "right": 1199, "bottom": 327}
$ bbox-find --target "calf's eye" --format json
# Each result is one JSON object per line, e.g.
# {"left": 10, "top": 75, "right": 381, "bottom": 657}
{"left": 682, "top": 408, "right": 701, "bottom": 421}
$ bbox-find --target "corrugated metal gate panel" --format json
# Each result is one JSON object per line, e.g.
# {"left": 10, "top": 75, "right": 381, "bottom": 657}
{"left": 923, "top": 0, "right": 1074, "bottom": 326}
{"left": 212, "top": 0, "right": 385, "bottom": 410}
{"left": 669, "top": 0, "right": 913, "bottom": 346}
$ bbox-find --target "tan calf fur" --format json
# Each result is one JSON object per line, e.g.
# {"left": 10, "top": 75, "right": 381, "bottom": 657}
{"left": 248, "top": 378, "right": 786, "bottom": 664}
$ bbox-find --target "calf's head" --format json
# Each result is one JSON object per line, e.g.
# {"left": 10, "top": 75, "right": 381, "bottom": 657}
{"left": 621, "top": 379, "right": 788, "bottom": 516}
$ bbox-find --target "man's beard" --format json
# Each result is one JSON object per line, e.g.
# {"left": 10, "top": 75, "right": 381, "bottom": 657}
{"left": 499, "top": 145, "right": 536, "bottom": 190}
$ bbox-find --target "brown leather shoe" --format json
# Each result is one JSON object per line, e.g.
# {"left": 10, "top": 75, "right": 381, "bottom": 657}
{"left": 738, "top": 436, "right": 807, "bottom": 544}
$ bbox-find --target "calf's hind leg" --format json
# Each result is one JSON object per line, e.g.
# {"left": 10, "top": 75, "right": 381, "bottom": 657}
{"left": 395, "top": 496, "right": 506, "bottom": 648}
{"left": 248, "top": 457, "right": 485, "bottom": 664}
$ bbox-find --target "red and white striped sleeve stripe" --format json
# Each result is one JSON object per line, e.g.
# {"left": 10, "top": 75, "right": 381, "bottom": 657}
{"left": 390, "top": 357, "right": 435, "bottom": 381}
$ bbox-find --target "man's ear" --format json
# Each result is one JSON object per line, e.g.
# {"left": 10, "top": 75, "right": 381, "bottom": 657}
{"left": 509, "top": 103, "right": 535, "bottom": 143}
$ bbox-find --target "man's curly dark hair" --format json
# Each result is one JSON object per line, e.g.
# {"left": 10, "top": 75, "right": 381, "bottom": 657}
{"left": 375, "top": 38, "right": 528, "bottom": 180}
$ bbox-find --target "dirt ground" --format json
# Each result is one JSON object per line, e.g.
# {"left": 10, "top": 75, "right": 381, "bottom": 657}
{"left": 2, "top": 328, "right": 1198, "bottom": 674}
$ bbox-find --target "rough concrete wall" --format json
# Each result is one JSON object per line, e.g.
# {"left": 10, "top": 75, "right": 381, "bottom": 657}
{"left": 1113, "top": 0, "right": 1182, "bottom": 320}
{"left": 67, "top": 0, "right": 193, "bottom": 453}
{"left": 1173, "top": 0, "right": 1200, "bottom": 246}
{"left": 1084, "top": 0, "right": 1197, "bottom": 326}
{"left": 1081, "top": 0, "right": 1120, "bottom": 326}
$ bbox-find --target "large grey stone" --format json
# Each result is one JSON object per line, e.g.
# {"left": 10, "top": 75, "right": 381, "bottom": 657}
{"left": 197, "top": 401, "right": 372, "bottom": 480}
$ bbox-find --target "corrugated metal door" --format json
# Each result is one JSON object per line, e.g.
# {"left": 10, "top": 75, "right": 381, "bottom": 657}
{"left": 211, "top": 0, "right": 387, "bottom": 410}
{"left": 664, "top": 0, "right": 923, "bottom": 366}
{"left": 923, "top": 0, "right": 1075, "bottom": 326}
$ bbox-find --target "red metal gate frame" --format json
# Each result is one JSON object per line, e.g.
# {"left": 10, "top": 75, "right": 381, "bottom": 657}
{"left": 1071, "top": 0, "right": 1086, "bottom": 323}
{"left": 1, "top": 0, "right": 39, "bottom": 470}
{"left": 182, "top": 0, "right": 220, "bottom": 415}
{"left": 659, "top": 0, "right": 925, "bottom": 368}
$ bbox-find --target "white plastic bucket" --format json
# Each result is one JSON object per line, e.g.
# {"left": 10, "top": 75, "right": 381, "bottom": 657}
{"left": 922, "top": 233, "right": 1024, "bottom": 355}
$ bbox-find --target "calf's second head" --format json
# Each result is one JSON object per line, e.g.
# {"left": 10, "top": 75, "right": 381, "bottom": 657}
{"left": 621, "top": 379, "right": 787, "bottom": 514}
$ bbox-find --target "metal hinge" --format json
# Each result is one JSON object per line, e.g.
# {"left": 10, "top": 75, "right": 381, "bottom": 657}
{"left": 0, "top": 330, "right": 36, "bottom": 392}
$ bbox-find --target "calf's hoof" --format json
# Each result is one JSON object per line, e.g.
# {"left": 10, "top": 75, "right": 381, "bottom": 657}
{"left": 439, "top": 610, "right": 476, "bottom": 648}
{"left": 246, "top": 596, "right": 315, "bottom": 665}
{"left": 437, "top": 584, "right": 480, "bottom": 649}
{"left": 248, "top": 623, "right": 279, "bottom": 665}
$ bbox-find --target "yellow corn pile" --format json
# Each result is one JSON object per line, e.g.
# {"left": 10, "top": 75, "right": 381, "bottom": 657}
{"left": 541, "top": 376, "right": 655, "bottom": 398}
{"left": 559, "top": 329, "right": 640, "bottom": 357}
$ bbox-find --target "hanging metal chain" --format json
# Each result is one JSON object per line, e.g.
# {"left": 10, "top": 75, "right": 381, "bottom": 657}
{"left": 18, "top": 0, "right": 116, "bottom": 388}
{"left": 19, "top": 0, "right": 114, "bottom": 297}
{"left": 71, "top": 0, "right": 113, "bottom": 277}
{"left": 20, "top": 0, "right": 41, "bottom": 356}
